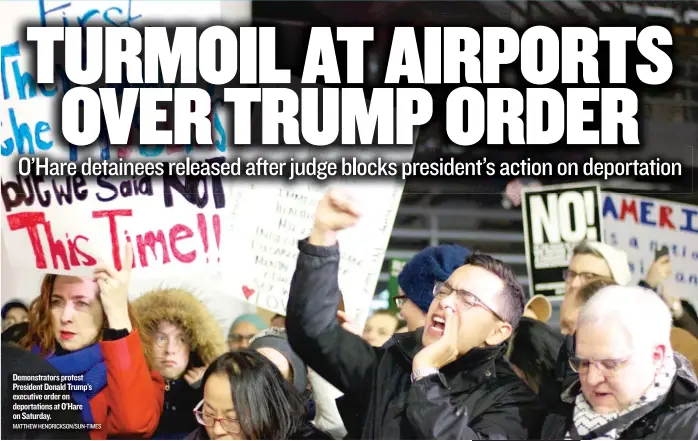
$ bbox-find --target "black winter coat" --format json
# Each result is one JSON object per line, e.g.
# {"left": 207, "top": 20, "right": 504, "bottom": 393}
{"left": 541, "top": 353, "right": 698, "bottom": 439}
{"left": 152, "top": 378, "right": 202, "bottom": 439}
{"left": 286, "top": 239, "right": 545, "bottom": 440}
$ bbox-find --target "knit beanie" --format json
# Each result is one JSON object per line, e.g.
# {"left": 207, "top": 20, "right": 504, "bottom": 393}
{"left": 397, "top": 244, "right": 471, "bottom": 313}
{"left": 249, "top": 328, "right": 308, "bottom": 393}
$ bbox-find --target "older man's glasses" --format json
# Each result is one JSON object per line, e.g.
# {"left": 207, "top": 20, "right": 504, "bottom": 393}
{"left": 569, "top": 355, "right": 632, "bottom": 375}
{"left": 193, "top": 400, "right": 242, "bottom": 434}
{"left": 432, "top": 282, "right": 506, "bottom": 323}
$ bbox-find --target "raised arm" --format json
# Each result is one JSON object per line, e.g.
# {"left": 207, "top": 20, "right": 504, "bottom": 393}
{"left": 286, "top": 190, "right": 380, "bottom": 397}
{"left": 93, "top": 243, "right": 165, "bottom": 437}
{"left": 101, "top": 329, "right": 165, "bottom": 437}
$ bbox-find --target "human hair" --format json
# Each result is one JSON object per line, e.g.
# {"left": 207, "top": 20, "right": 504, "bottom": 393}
{"left": 572, "top": 241, "right": 605, "bottom": 259}
{"left": 577, "top": 286, "right": 672, "bottom": 350}
{"left": 576, "top": 278, "right": 617, "bottom": 305}
{"left": 19, "top": 274, "right": 153, "bottom": 368}
{"left": 201, "top": 350, "right": 307, "bottom": 440}
{"left": 507, "top": 317, "right": 564, "bottom": 393}
{"left": 464, "top": 252, "right": 526, "bottom": 328}
{"left": 2, "top": 300, "right": 28, "bottom": 319}
{"left": 271, "top": 314, "right": 284, "bottom": 321}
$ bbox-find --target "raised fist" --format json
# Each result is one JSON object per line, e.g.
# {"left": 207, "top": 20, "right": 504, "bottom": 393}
{"left": 309, "top": 189, "right": 362, "bottom": 246}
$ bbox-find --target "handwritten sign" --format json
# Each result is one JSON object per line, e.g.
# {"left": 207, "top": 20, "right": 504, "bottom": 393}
{"left": 223, "top": 149, "right": 412, "bottom": 327}
{"left": 603, "top": 192, "right": 698, "bottom": 306}
{"left": 2, "top": 169, "right": 230, "bottom": 276}
{"left": 0, "top": 1, "right": 240, "bottom": 280}
{"left": 0, "top": 0, "right": 225, "bottom": 172}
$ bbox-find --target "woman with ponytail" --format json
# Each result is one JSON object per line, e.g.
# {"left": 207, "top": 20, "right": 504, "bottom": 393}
{"left": 20, "top": 244, "right": 165, "bottom": 439}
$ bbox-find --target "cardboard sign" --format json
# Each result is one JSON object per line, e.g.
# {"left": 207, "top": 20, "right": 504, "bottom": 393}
{"left": 602, "top": 192, "right": 698, "bottom": 306}
{"left": 522, "top": 183, "right": 604, "bottom": 297}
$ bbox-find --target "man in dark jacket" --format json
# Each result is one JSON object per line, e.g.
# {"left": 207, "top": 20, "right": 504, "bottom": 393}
{"left": 553, "top": 242, "right": 688, "bottom": 401}
{"left": 287, "top": 190, "right": 544, "bottom": 439}
{"left": 542, "top": 286, "right": 698, "bottom": 439}
{"left": 2, "top": 344, "right": 90, "bottom": 440}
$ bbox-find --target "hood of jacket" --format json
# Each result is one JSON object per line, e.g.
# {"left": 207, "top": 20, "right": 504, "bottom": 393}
{"left": 132, "top": 288, "right": 227, "bottom": 365}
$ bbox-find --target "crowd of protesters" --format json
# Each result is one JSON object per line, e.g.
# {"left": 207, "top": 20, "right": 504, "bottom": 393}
{"left": 2, "top": 189, "right": 698, "bottom": 440}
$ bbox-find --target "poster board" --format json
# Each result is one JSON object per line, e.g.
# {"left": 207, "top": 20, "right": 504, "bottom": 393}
{"left": 222, "top": 147, "right": 414, "bottom": 328}
{"left": 602, "top": 192, "right": 698, "bottom": 306}
{"left": 0, "top": 0, "right": 265, "bottom": 333}
{"left": 1, "top": 3, "right": 413, "bottom": 332}
{"left": 522, "top": 183, "right": 603, "bottom": 298}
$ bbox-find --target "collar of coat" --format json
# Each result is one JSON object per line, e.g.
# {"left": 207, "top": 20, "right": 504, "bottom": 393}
{"left": 560, "top": 353, "right": 698, "bottom": 408}
{"left": 392, "top": 328, "right": 507, "bottom": 387}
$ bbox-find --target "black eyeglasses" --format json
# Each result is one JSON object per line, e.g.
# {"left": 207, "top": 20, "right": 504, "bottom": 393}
{"left": 563, "top": 270, "right": 604, "bottom": 284}
{"left": 433, "top": 282, "right": 506, "bottom": 323}
{"left": 193, "top": 400, "right": 242, "bottom": 434}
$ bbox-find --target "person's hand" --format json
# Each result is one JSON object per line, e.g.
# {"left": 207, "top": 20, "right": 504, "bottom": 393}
{"left": 309, "top": 189, "right": 362, "bottom": 246}
{"left": 646, "top": 255, "right": 672, "bottom": 288}
{"left": 412, "top": 308, "right": 459, "bottom": 371}
{"left": 662, "top": 289, "right": 684, "bottom": 319}
{"left": 337, "top": 310, "right": 362, "bottom": 336}
{"left": 93, "top": 243, "right": 133, "bottom": 332}
{"left": 184, "top": 367, "right": 206, "bottom": 386}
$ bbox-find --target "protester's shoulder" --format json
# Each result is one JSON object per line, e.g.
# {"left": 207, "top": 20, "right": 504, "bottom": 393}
{"left": 653, "top": 401, "right": 698, "bottom": 439}
{"left": 493, "top": 359, "right": 541, "bottom": 403}
{"left": 2, "top": 343, "right": 59, "bottom": 375}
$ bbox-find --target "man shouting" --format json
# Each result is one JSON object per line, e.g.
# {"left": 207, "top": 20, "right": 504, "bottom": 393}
{"left": 287, "top": 190, "right": 544, "bottom": 439}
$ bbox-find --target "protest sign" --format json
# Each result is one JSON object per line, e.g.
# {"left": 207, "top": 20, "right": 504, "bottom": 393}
{"left": 387, "top": 258, "right": 408, "bottom": 313}
{"left": 602, "top": 192, "right": 698, "bottom": 306}
{"left": 1, "top": 173, "right": 228, "bottom": 276}
{"left": 522, "top": 183, "right": 603, "bottom": 298}
{"left": 0, "top": 1, "right": 255, "bottom": 334}
{"left": 1, "top": 0, "right": 228, "bottom": 276}
{"left": 0, "top": 0, "right": 226, "bottom": 173}
{"left": 223, "top": 170, "right": 410, "bottom": 327}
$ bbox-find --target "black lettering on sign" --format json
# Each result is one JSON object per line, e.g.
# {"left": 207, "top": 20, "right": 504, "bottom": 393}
{"left": 162, "top": 158, "right": 226, "bottom": 209}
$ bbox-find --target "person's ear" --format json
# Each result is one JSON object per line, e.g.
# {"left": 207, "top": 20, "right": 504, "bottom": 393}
{"left": 485, "top": 322, "right": 513, "bottom": 346}
{"left": 652, "top": 344, "right": 667, "bottom": 371}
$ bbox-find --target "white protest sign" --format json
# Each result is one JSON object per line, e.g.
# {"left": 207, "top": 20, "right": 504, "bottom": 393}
{"left": 0, "top": 1, "right": 256, "bottom": 334}
{"left": 0, "top": 0, "right": 224, "bottom": 174}
{"left": 602, "top": 192, "right": 698, "bottom": 307}
{"left": 223, "top": 149, "right": 413, "bottom": 327}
